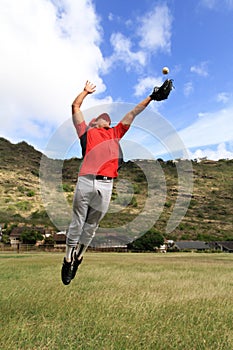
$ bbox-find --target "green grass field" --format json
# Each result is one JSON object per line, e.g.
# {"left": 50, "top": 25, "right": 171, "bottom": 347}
{"left": 0, "top": 252, "right": 232, "bottom": 350}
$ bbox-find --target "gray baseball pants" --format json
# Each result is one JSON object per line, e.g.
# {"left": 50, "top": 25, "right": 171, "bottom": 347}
{"left": 66, "top": 175, "right": 113, "bottom": 247}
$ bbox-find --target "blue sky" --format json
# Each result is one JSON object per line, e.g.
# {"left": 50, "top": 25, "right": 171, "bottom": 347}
{"left": 1, "top": 0, "right": 233, "bottom": 160}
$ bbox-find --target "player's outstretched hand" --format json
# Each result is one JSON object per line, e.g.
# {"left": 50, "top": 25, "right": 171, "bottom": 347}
{"left": 150, "top": 79, "right": 174, "bottom": 101}
{"left": 84, "top": 80, "right": 96, "bottom": 94}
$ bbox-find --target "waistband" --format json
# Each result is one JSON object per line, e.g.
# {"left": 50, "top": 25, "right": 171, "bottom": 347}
{"left": 80, "top": 174, "right": 113, "bottom": 181}
{"left": 95, "top": 175, "right": 113, "bottom": 180}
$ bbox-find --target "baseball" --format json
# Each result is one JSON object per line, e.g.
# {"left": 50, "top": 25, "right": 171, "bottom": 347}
{"left": 162, "top": 66, "right": 169, "bottom": 74}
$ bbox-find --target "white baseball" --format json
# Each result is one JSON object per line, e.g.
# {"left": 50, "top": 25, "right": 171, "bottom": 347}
{"left": 162, "top": 66, "right": 169, "bottom": 74}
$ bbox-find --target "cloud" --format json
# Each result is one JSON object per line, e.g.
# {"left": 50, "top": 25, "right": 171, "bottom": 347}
{"left": 102, "top": 32, "right": 146, "bottom": 74}
{"left": 179, "top": 105, "right": 233, "bottom": 149}
{"left": 190, "top": 61, "right": 209, "bottom": 77}
{"left": 199, "top": 0, "right": 233, "bottom": 10}
{"left": 0, "top": 0, "right": 107, "bottom": 147}
{"left": 137, "top": 5, "right": 173, "bottom": 54}
{"left": 102, "top": 4, "right": 172, "bottom": 74}
{"left": 184, "top": 82, "right": 194, "bottom": 97}
{"left": 200, "top": 0, "right": 218, "bottom": 9}
{"left": 188, "top": 143, "right": 233, "bottom": 160}
{"left": 134, "top": 76, "right": 163, "bottom": 97}
{"left": 108, "top": 12, "right": 114, "bottom": 21}
{"left": 216, "top": 92, "right": 231, "bottom": 104}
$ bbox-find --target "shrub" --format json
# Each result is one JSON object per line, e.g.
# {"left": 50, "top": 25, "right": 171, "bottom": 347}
{"left": 15, "top": 201, "right": 31, "bottom": 211}
{"left": 20, "top": 229, "right": 43, "bottom": 244}
{"left": 127, "top": 228, "right": 164, "bottom": 252}
{"left": 43, "top": 235, "right": 55, "bottom": 247}
{"left": 26, "top": 190, "right": 35, "bottom": 197}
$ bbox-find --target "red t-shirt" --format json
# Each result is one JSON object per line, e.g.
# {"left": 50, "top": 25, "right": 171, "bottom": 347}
{"left": 75, "top": 121, "right": 130, "bottom": 178}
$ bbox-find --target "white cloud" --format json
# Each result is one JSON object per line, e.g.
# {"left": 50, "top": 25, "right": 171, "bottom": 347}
{"left": 184, "top": 82, "right": 194, "bottom": 97}
{"left": 179, "top": 105, "right": 233, "bottom": 149}
{"left": 216, "top": 92, "right": 231, "bottom": 104}
{"left": 137, "top": 5, "right": 172, "bottom": 54}
{"left": 134, "top": 77, "right": 162, "bottom": 97}
{"left": 200, "top": 0, "right": 233, "bottom": 10}
{"left": 103, "top": 32, "right": 146, "bottom": 74}
{"left": 0, "top": 0, "right": 107, "bottom": 147}
{"left": 188, "top": 143, "right": 233, "bottom": 160}
{"left": 102, "top": 4, "right": 172, "bottom": 74}
{"left": 190, "top": 61, "right": 209, "bottom": 77}
{"left": 108, "top": 12, "right": 114, "bottom": 21}
{"left": 200, "top": 0, "right": 218, "bottom": 9}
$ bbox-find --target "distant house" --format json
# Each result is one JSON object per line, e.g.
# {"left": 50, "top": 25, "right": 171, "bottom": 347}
{"left": 156, "top": 244, "right": 167, "bottom": 253}
{"left": 53, "top": 232, "right": 66, "bottom": 245}
{"left": 173, "top": 241, "right": 210, "bottom": 252}
{"left": 10, "top": 227, "right": 26, "bottom": 245}
{"left": 9, "top": 226, "right": 46, "bottom": 246}
{"left": 209, "top": 241, "right": 233, "bottom": 253}
{"left": 218, "top": 241, "right": 233, "bottom": 252}
{"left": 92, "top": 231, "right": 129, "bottom": 248}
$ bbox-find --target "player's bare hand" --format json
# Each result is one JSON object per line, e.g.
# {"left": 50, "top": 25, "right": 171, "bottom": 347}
{"left": 84, "top": 80, "right": 96, "bottom": 94}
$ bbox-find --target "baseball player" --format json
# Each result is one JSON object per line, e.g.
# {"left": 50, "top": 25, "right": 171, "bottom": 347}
{"left": 61, "top": 79, "right": 173, "bottom": 285}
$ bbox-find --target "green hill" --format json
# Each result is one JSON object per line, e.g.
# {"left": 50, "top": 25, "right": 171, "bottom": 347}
{"left": 0, "top": 137, "right": 232, "bottom": 241}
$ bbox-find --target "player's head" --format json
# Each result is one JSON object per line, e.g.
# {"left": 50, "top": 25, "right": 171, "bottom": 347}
{"left": 96, "top": 113, "right": 111, "bottom": 125}
{"left": 89, "top": 113, "right": 111, "bottom": 128}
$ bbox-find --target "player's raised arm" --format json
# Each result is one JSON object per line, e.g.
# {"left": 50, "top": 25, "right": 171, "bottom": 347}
{"left": 121, "top": 79, "right": 174, "bottom": 126}
{"left": 72, "top": 80, "right": 96, "bottom": 126}
{"left": 121, "top": 96, "right": 152, "bottom": 126}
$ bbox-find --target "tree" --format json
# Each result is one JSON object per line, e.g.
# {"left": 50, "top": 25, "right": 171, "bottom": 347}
{"left": 127, "top": 228, "right": 164, "bottom": 252}
{"left": 20, "top": 229, "right": 43, "bottom": 245}
{"left": 43, "top": 235, "right": 55, "bottom": 247}
{"left": 1, "top": 234, "right": 10, "bottom": 245}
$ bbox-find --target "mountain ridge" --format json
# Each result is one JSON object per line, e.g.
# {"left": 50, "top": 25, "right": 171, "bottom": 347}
{"left": 0, "top": 137, "right": 232, "bottom": 241}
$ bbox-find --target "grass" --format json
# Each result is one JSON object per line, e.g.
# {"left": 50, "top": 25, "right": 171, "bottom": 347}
{"left": 0, "top": 252, "right": 233, "bottom": 350}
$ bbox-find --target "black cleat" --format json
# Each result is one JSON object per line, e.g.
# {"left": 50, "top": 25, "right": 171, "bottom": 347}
{"left": 61, "top": 258, "right": 73, "bottom": 285}
{"left": 71, "top": 253, "right": 83, "bottom": 280}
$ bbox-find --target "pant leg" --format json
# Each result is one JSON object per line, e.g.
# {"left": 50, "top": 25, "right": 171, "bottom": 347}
{"left": 66, "top": 176, "right": 94, "bottom": 247}
{"left": 79, "top": 178, "right": 113, "bottom": 246}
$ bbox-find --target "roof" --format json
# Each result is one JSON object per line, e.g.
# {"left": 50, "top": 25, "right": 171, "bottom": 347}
{"left": 174, "top": 241, "right": 210, "bottom": 250}
{"left": 218, "top": 241, "right": 233, "bottom": 250}
{"left": 53, "top": 233, "right": 66, "bottom": 243}
{"left": 10, "top": 226, "right": 45, "bottom": 238}
{"left": 215, "top": 241, "right": 233, "bottom": 252}
{"left": 208, "top": 241, "right": 233, "bottom": 251}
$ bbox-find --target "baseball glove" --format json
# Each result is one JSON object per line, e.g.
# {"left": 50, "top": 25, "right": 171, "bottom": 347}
{"left": 150, "top": 79, "right": 174, "bottom": 101}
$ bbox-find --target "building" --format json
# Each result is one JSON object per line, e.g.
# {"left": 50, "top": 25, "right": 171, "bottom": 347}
{"left": 173, "top": 241, "right": 210, "bottom": 252}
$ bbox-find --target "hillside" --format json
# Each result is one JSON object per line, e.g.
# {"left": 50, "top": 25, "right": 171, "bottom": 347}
{"left": 0, "top": 137, "right": 232, "bottom": 241}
